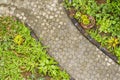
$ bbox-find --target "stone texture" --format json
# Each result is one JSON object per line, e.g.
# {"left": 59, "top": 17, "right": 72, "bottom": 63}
{"left": 0, "top": 0, "right": 7, "bottom": 4}
{"left": 0, "top": 0, "right": 120, "bottom": 80}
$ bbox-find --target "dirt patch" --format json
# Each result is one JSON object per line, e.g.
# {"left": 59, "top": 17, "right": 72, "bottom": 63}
{"left": 95, "top": 0, "right": 106, "bottom": 4}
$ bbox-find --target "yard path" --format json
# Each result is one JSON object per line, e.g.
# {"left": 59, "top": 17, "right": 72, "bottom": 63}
{"left": 0, "top": 0, "right": 120, "bottom": 80}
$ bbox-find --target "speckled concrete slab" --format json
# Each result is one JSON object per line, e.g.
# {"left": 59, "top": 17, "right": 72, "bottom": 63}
{"left": 0, "top": 0, "right": 120, "bottom": 80}
{"left": 0, "top": 0, "right": 7, "bottom": 3}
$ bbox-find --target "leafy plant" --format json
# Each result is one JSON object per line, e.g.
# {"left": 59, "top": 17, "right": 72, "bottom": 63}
{"left": 107, "top": 37, "right": 119, "bottom": 49}
{"left": 97, "top": 17, "right": 111, "bottom": 33}
{"left": 74, "top": 11, "right": 81, "bottom": 21}
{"left": 81, "top": 15, "right": 90, "bottom": 25}
{"left": 14, "top": 35, "right": 24, "bottom": 45}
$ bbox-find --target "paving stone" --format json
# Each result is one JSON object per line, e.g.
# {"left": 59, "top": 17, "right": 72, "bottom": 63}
{"left": 0, "top": 0, "right": 120, "bottom": 80}
{"left": 0, "top": 0, "right": 7, "bottom": 4}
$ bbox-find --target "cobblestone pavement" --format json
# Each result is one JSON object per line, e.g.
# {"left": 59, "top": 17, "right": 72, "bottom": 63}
{"left": 0, "top": 0, "right": 120, "bottom": 80}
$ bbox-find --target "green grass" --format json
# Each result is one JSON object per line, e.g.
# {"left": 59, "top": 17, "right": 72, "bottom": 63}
{"left": 0, "top": 16, "right": 70, "bottom": 80}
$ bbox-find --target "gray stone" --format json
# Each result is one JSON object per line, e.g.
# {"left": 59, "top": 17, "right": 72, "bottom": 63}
{"left": 0, "top": 0, "right": 120, "bottom": 80}
{"left": 0, "top": 0, "right": 7, "bottom": 4}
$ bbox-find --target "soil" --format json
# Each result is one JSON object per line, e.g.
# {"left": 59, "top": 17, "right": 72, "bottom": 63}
{"left": 69, "top": 8, "right": 76, "bottom": 18}
{"left": 21, "top": 71, "right": 32, "bottom": 79}
{"left": 45, "top": 76, "right": 51, "bottom": 80}
{"left": 95, "top": 0, "right": 106, "bottom": 4}
{"left": 21, "top": 71, "right": 51, "bottom": 80}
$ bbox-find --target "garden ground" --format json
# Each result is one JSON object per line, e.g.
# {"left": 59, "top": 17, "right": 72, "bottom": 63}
{"left": 0, "top": 0, "right": 120, "bottom": 80}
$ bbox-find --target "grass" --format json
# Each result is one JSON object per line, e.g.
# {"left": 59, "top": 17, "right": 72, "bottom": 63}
{"left": 0, "top": 16, "right": 70, "bottom": 80}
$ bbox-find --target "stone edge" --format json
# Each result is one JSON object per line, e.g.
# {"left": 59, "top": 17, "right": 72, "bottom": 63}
{"left": 64, "top": 8, "right": 118, "bottom": 64}
{"left": 15, "top": 17, "right": 75, "bottom": 80}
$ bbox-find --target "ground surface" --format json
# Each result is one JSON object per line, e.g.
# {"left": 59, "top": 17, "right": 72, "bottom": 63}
{"left": 0, "top": 0, "right": 120, "bottom": 80}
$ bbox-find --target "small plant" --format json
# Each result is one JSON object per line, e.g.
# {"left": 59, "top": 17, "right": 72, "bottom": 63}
{"left": 80, "top": 14, "right": 95, "bottom": 29}
{"left": 81, "top": 15, "right": 90, "bottom": 25}
{"left": 74, "top": 11, "right": 81, "bottom": 22}
{"left": 14, "top": 35, "right": 24, "bottom": 45}
{"left": 107, "top": 37, "right": 119, "bottom": 49}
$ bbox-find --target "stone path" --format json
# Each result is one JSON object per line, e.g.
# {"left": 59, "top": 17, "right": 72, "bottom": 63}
{"left": 0, "top": 0, "right": 120, "bottom": 80}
